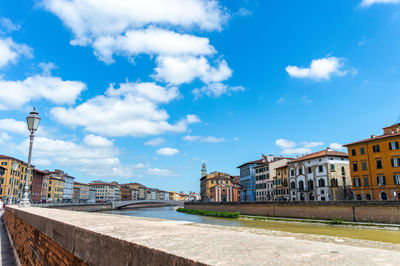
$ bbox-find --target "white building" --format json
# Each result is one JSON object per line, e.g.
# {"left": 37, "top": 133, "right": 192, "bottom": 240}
{"left": 288, "top": 148, "right": 351, "bottom": 201}
{"left": 131, "top": 189, "right": 139, "bottom": 200}
{"left": 89, "top": 182, "right": 118, "bottom": 202}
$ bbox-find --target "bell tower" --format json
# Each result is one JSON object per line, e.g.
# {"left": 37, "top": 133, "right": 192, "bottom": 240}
{"left": 201, "top": 161, "right": 207, "bottom": 178}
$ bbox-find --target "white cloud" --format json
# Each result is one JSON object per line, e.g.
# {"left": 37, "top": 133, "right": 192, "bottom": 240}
{"left": 233, "top": 137, "right": 239, "bottom": 141}
{"left": 147, "top": 167, "right": 178, "bottom": 177}
{"left": 0, "top": 74, "right": 86, "bottom": 110}
{"left": 361, "top": 0, "right": 400, "bottom": 6}
{"left": 186, "top": 114, "right": 201, "bottom": 124}
{"left": 301, "top": 96, "right": 313, "bottom": 104}
{"left": 0, "top": 132, "right": 11, "bottom": 144}
{"left": 154, "top": 56, "right": 232, "bottom": 85}
{"left": 0, "top": 37, "right": 32, "bottom": 68}
{"left": 183, "top": 135, "right": 224, "bottom": 143}
{"left": 302, "top": 141, "right": 323, "bottom": 148}
{"left": 0, "top": 119, "right": 27, "bottom": 135}
{"left": 329, "top": 143, "right": 346, "bottom": 151}
{"left": 93, "top": 27, "right": 215, "bottom": 64}
{"left": 144, "top": 137, "right": 166, "bottom": 146}
{"left": 156, "top": 147, "right": 179, "bottom": 156}
{"left": 51, "top": 81, "right": 199, "bottom": 137}
{"left": 276, "top": 139, "right": 324, "bottom": 155}
{"left": 193, "top": 82, "right": 245, "bottom": 98}
{"left": 0, "top": 18, "right": 21, "bottom": 33}
{"left": 286, "top": 56, "right": 350, "bottom": 81}
{"left": 83, "top": 134, "right": 114, "bottom": 148}
{"left": 275, "top": 139, "right": 296, "bottom": 149}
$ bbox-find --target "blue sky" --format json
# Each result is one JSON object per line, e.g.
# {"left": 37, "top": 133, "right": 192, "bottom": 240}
{"left": 0, "top": 0, "right": 400, "bottom": 193}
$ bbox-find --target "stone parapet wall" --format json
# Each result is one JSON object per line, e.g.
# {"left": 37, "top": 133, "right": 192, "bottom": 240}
{"left": 185, "top": 201, "right": 400, "bottom": 223}
{"left": 3, "top": 207, "right": 205, "bottom": 266}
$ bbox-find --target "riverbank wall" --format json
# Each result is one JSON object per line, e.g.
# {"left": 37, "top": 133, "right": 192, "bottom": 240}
{"left": 184, "top": 201, "right": 400, "bottom": 223}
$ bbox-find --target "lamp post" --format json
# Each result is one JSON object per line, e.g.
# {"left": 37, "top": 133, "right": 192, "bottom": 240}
{"left": 10, "top": 161, "right": 18, "bottom": 204}
{"left": 19, "top": 107, "right": 40, "bottom": 207}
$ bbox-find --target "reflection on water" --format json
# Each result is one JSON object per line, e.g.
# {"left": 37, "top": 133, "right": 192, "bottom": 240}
{"left": 103, "top": 206, "right": 400, "bottom": 244}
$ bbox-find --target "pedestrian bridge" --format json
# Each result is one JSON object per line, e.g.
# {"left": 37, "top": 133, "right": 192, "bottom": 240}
{"left": 112, "top": 200, "right": 185, "bottom": 209}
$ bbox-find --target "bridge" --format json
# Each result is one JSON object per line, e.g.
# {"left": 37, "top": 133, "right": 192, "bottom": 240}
{"left": 112, "top": 200, "right": 185, "bottom": 209}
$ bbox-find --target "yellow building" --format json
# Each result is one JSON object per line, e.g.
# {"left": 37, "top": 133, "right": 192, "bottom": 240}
{"left": 47, "top": 176, "right": 65, "bottom": 202}
{"left": 274, "top": 165, "right": 290, "bottom": 201}
{"left": 344, "top": 123, "right": 400, "bottom": 200}
{"left": 0, "top": 155, "right": 32, "bottom": 203}
{"left": 200, "top": 169, "right": 233, "bottom": 201}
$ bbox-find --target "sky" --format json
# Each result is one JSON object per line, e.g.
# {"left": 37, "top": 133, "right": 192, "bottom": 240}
{"left": 0, "top": 0, "right": 400, "bottom": 193}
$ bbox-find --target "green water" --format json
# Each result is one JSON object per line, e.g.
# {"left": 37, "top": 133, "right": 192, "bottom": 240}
{"left": 103, "top": 206, "right": 400, "bottom": 244}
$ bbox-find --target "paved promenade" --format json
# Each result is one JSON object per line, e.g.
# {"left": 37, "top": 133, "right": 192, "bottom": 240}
{"left": 11, "top": 207, "right": 400, "bottom": 265}
{"left": 0, "top": 211, "right": 15, "bottom": 266}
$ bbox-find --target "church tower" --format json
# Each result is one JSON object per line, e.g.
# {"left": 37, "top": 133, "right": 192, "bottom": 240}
{"left": 201, "top": 161, "right": 207, "bottom": 178}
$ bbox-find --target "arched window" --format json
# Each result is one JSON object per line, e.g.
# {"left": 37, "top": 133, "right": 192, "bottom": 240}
{"left": 356, "top": 194, "right": 362, "bottom": 200}
{"left": 381, "top": 192, "right": 388, "bottom": 200}
{"left": 366, "top": 194, "right": 371, "bottom": 200}
{"left": 309, "top": 193, "right": 315, "bottom": 201}
{"left": 298, "top": 180, "right": 304, "bottom": 191}
{"left": 318, "top": 179, "right": 325, "bottom": 187}
{"left": 331, "top": 178, "right": 338, "bottom": 187}
{"left": 290, "top": 181, "right": 296, "bottom": 189}
{"left": 341, "top": 166, "right": 345, "bottom": 175}
{"left": 300, "top": 193, "right": 305, "bottom": 201}
{"left": 308, "top": 180, "right": 314, "bottom": 190}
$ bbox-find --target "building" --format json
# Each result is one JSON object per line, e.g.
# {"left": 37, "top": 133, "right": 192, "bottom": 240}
{"left": 47, "top": 175, "right": 65, "bottom": 203}
{"left": 200, "top": 163, "right": 238, "bottom": 202}
{"left": 73, "top": 182, "right": 90, "bottom": 203}
{"left": 269, "top": 158, "right": 292, "bottom": 201}
{"left": 179, "top": 192, "right": 189, "bottom": 201}
{"left": 89, "top": 182, "right": 119, "bottom": 202}
{"left": 119, "top": 185, "right": 132, "bottom": 201}
{"left": 0, "top": 155, "right": 32, "bottom": 204}
{"left": 31, "top": 169, "right": 47, "bottom": 203}
{"left": 169, "top": 191, "right": 179, "bottom": 201}
{"left": 344, "top": 123, "right": 400, "bottom": 200}
{"left": 288, "top": 148, "right": 351, "bottom": 201}
{"left": 131, "top": 189, "right": 139, "bottom": 200}
{"left": 274, "top": 165, "right": 290, "bottom": 201}
{"left": 88, "top": 188, "right": 96, "bottom": 203}
{"left": 62, "top": 174, "right": 74, "bottom": 203}
{"left": 188, "top": 192, "right": 200, "bottom": 201}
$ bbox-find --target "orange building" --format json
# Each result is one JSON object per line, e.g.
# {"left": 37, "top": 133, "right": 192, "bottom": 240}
{"left": 344, "top": 123, "right": 400, "bottom": 200}
{"left": 274, "top": 165, "right": 290, "bottom": 201}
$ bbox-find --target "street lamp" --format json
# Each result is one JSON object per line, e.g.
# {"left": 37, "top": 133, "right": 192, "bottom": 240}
{"left": 10, "top": 161, "right": 18, "bottom": 204}
{"left": 19, "top": 107, "right": 40, "bottom": 207}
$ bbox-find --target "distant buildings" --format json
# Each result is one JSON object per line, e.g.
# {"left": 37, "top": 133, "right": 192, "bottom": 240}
{"left": 344, "top": 123, "right": 400, "bottom": 200}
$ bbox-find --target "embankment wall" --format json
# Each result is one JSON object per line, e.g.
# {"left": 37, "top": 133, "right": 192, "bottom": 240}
{"left": 185, "top": 201, "right": 400, "bottom": 223}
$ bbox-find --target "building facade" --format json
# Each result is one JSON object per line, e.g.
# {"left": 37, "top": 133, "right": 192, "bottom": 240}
{"left": 237, "top": 156, "right": 266, "bottom": 201}
{"left": 274, "top": 165, "right": 290, "bottom": 201}
{"left": 288, "top": 148, "right": 351, "bottom": 201}
{"left": 200, "top": 166, "right": 237, "bottom": 202}
{"left": 344, "top": 123, "right": 400, "bottom": 200}
{"left": 73, "top": 182, "right": 90, "bottom": 203}
{"left": 62, "top": 174, "right": 74, "bottom": 203}
{"left": 47, "top": 176, "right": 65, "bottom": 202}
{"left": 31, "top": 169, "right": 47, "bottom": 203}
{"left": 89, "top": 182, "right": 118, "bottom": 202}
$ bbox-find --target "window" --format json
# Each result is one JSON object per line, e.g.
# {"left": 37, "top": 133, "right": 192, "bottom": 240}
{"left": 391, "top": 157, "right": 400, "bottom": 167}
{"left": 376, "top": 159, "right": 383, "bottom": 169}
{"left": 361, "top": 161, "right": 367, "bottom": 171}
{"left": 318, "top": 179, "right": 325, "bottom": 187}
{"left": 394, "top": 174, "right": 400, "bottom": 185}
{"left": 373, "top": 145, "right": 380, "bottom": 153}
{"left": 353, "top": 178, "right": 361, "bottom": 187}
{"left": 341, "top": 167, "right": 346, "bottom": 175}
{"left": 330, "top": 164, "right": 335, "bottom": 171}
{"left": 308, "top": 167, "right": 312, "bottom": 174}
{"left": 377, "top": 176, "right": 386, "bottom": 186}
{"left": 389, "top": 141, "right": 399, "bottom": 151}
{"left": 351, "top": 149, "right": 356, "bottom": 156}
{"left": 290, "top": 169, "right": 294, "bottom": 176}
{"left": 318, "top": 165, "right": 323, "bottom": 173}
{"left": 363, "top": 176, "right": 369, "bottom": 187}
{"left": 360, "top": 147, "right": 365, "bottom": 155}
{"left": 331, "top": 178, "right": 338, "bottom": 187}
{"left": 353, "top": 162, "right": 358, "bottom": 171}
{"left": 1, "top": 162, "right": 7, "bottom": 165}
{"left": 290, "top": 181, "right": 296, "bottom": 189}
{"left": 298, "top": 168, "right": 303, "bottom": 175}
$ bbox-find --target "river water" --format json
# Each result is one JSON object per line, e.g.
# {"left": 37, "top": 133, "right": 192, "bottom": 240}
{"left": 103, "top": 206, "right": 400, "bottom": 244}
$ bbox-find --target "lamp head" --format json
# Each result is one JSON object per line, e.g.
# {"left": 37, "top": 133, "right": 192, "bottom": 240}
{"left": 26, "top": 107, "right": 41, "bottom": 133}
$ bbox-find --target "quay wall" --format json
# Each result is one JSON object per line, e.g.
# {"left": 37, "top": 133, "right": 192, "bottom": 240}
{"left": 3, "top": 207, "right": 204, "bottom": 266}
{"left": 185, "top": 201, "right": 400, "bottom": 223}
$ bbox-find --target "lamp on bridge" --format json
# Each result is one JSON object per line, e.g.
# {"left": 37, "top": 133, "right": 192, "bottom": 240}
{"left": 19, "top": 107, "right": 41, "bottom": 207}
{"left": 10, "top": 161, "right": 18, "bottom": 204}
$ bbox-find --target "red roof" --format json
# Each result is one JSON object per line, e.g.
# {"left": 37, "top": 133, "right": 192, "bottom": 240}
{"left": 0, "top": 155, "right": 30, "bottom": 166}
{"left": 237, "top": 159, "right": 265, "bottom": 168}
{"left": 289, "top": 149, "right": 348, "bottom": 163}
{"left": 343, "top": 132, "right": 400, "bottom": 147}
{"left": 89, "top": 182, "right": 116, "bottom": 187}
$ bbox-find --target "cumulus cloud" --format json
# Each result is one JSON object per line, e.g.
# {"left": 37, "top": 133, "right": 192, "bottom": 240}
{"left": 275, "top": 138, "right": 324, "bottom": 155}
{"left": 51, "top": 82, "right": 200, "bottom": 137}
{"left": 192, "top": 82, "right": 245, "bottom": 98}
{"left": 154, "top": 56, "right": 231, "bottom": 85}
{"left": 286, "top": 57, "right": 352, "bottom": 81}
{"left": 361, "top": 0, "right": 400, "bottom": 6}
{"left": 144, "top": 137, "right": 166, "bottom": 146}
{"left": 0, "top": 132, "right": 11, "bottom": 144}
{"left": 0, "top": 18, "right": 21, "bottom": 33}
{"left": 83, "top": 134, "right": 114, "bottom": 147}
{"left": 0, "top": 37, "right": 32, "bottom": 68}
{"left": 147, "top": 167, "right": 178, "bottom": 177}
{"left": 0, "top": 74, "right": 86, "bottom": 110}
{"left": 183, "top": 135, "right": 225, "bottom": 143}
{"left": 329, "top": 143, "right": 346, "bottom": 151}
{"left": 156, "top": 147, "right": 179, "bottom": 156}
{"left": 0, "top": 119, "right": 27, "bottom": 135}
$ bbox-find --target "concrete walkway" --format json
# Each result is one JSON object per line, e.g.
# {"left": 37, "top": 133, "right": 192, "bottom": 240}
{"left": 0, "top": 210, "right": 16, "bottom": 266}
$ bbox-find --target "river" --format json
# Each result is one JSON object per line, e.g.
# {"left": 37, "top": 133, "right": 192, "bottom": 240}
{"left": 103, "top": 206, "right": 400, "bottom": 244}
